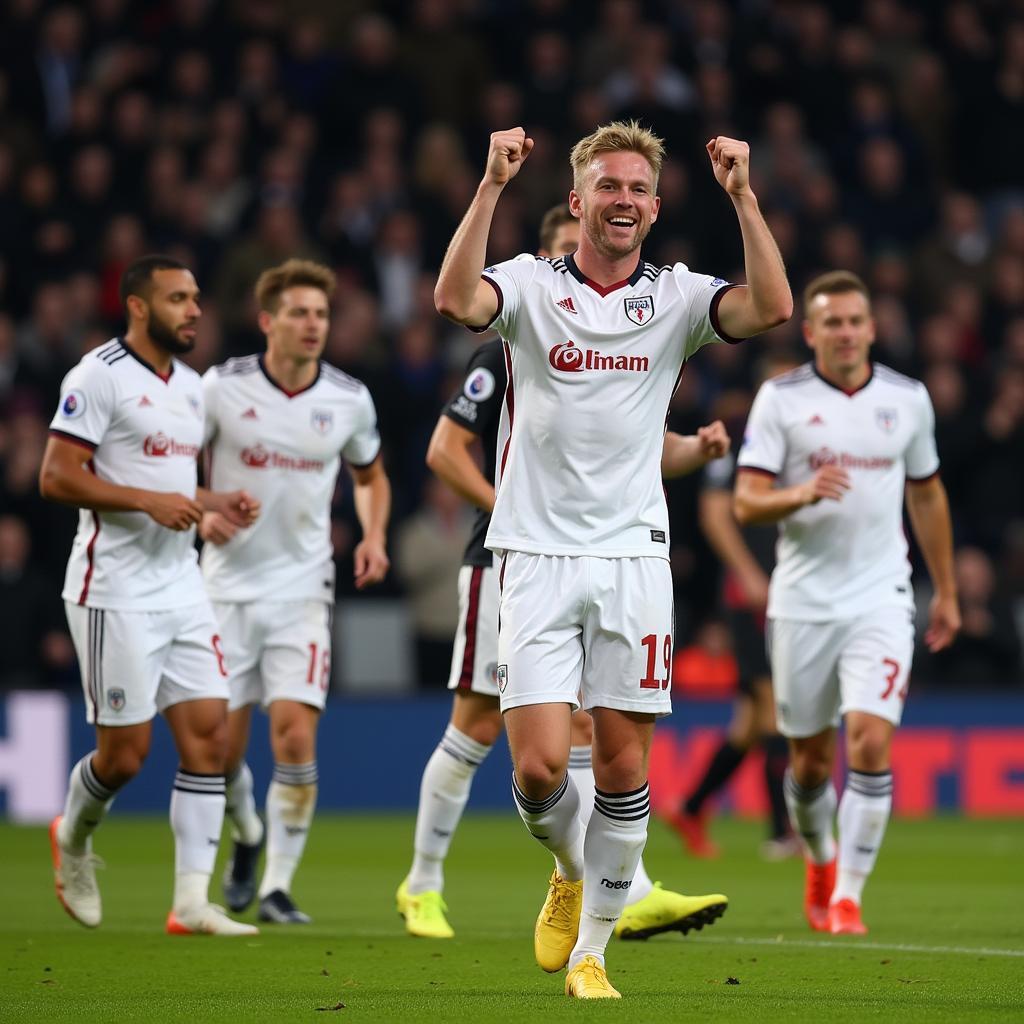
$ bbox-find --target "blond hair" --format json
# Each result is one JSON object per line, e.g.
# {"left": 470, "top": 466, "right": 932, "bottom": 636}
{"left": 569, "top": 120, "right": 665, "bottom": 193}
{"left": 255, "top": 258, "right": 336, "bottom": 313}
{"left": 803, "top": 270, "right": 870, "bottom": 314}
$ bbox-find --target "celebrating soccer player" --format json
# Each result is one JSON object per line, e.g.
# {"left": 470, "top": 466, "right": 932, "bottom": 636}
{"left": 399, "top": 203, "right": 729, "bottom": 943}
{"left": 734, "top": 270, "right": 960, "bottom": 935}
{"left": 434, "top": 123, "right": 791, "bottom": 998}
{"left": 42, "top": 256, "right": 261, "bottom": 936}
{"left": 201, "top": 259, "right": 390, "bottom": 925}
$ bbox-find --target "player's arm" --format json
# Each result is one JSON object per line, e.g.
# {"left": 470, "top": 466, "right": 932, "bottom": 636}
{"left": 426, "top": 415, "right": 496, "bottom": 512}
{"left": 434, "top": 127, "right": 533, "bottom": 328}
{"left": 733, "top": 465, "right": 851, "bottom": 526}
{"left": 699, "top": 486, "right": 770, "bottom": 610}
{"left": 661, "top": 421, "right": 730, "bottom": 479}
{"left": 705, "top": 137, "right": 793, "bottom": 340}
{"left": 905, "top": 475, "right": 960, "bottom": 652}
{"left": 195, "top": 486, "right": 260, "bottom": 528}
{"left": 347, "top": 455, "right": 391, "bottom": 590}
{"left": 39, "top": 435, "right": 203, "bottom": 530}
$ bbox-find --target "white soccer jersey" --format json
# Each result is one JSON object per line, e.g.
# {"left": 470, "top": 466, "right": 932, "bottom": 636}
{"left": 49, "top": 338, "right": 207, "bottom": 610}
{"left": 482, "top": 252, "right": 736, "bottom": 559}
{"left": 738, "top": 362, "right": 940, "bottom": 621}
{"left": 200, "top": 355, "right": 381, "bottom": 603}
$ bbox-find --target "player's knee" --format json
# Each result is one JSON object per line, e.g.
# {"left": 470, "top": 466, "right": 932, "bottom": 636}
{"left": 514, "top": 755, "right": 565, "bottom": 800}
{"left": 96, "top": 746, "right": 146, "bottom": 786}
{"left": 275, "top": 726, "right": 315, "bottom": 764}
{"left": 593, "top": 746, "right": 646, "bottom": 793}
{"left": 790, "top": 748, "right": 831, "bottom": 787}
{"left": 847, "top": 730, "right": 890, "bottom": 772}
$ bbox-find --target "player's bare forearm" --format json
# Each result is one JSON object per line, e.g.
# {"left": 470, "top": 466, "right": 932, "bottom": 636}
{"left": 662, "top": 422, "right": 729, "bottom": 479}
{"left": 700, "top": 489, "right": 765, "bottom": 581}
{"left": 434, "top": 183, "right": 503, "bottom": 326}
{"left": 41, "top": 437, "right": 146, "bottom": 513}
{"left": 905, "top": 477, "right": 957, "bottom": 599}
{"left": 427, "top": 440, "right": 495, "bottom": 512}
{"left": 735, "top": 465, "right": 849, "bottom": 526}
{"left": 717, "top": 192, "right": 793, "bottom": 339}
{"left": 351, "top": 462, "right": 391, "bottom": 547}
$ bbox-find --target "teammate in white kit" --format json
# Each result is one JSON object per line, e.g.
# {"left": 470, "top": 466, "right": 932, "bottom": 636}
{"left": 199, "top": 258, "right": 390, "bottom": 924}
{"left": 399, "top": 205, "right": 729, "bottom": 942}
{"left": 435, "top": 122, "right": 792, "bottom": 998}
{"left": 735, "top": 270, "right": 960, "bottom": 936}
{"left": 41, "top": 255, "right": 261, "bottom": 936}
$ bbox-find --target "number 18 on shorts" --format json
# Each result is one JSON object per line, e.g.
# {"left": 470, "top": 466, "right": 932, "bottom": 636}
{"left": 496, "top": 552, "right": 674, "bottom": 717}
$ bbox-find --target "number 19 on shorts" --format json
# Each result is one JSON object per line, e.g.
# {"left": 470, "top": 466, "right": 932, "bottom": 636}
{"left": 640, "top": 633, "right": 672, "bottom": 690}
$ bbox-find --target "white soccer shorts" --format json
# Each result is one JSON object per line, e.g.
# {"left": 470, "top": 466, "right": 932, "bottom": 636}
{"left": 447, "top": 563, "right": 500, "bottom": 697}
{"left": 496, "top": 552, "right": 674, "bottom": 717}
{"left": 768, "top": 606, "right": 916, "bottom": 738}
{"left": 212, "top": 599, "right": 332, "bottom": 712}
{"left": 66, "top": 601, "right": 230, "bottom": 727}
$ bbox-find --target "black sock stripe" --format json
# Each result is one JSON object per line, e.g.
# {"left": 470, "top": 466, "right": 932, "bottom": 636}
{"left": 594, "top": 782, "right": 649, "bottom": 800}
{"left": 80, "top": 758, "right": 111, "bottom": 801}
{"left": 512, "top": 772, "right": 567, "bottom": 813}
{"left": 440, "top": 741, "right": 482, "bottom": 767}
{"left": 174, "top": 784, "right": 226, "bottom": 796}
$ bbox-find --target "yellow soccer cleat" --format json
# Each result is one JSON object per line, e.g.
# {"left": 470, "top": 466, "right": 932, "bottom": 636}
{"left": 613, "top": 882, "right": 728, "bottom": 940}
{"left": 565, "top": 955, "right": 621, "bottom": 999}
{"left": 534, "top": 870, "right": 583, "bottom": 972}
{"left": 395, "top": 878, "right": 454, "bottom": 939}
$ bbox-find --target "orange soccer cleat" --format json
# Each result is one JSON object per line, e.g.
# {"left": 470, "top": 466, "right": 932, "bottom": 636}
{"left": 803, "top": 858, "right": 836, "bottom": 932}
{"left": 829, "top": 897, "right": 868, "bottom": 935}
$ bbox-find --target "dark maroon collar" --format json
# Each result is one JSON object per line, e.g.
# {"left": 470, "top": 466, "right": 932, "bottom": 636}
{"left": 563, "top": 252, "right": 646, "bottom": 296}
{"left": 259, "top": 354, "right": 321, "bottom": 398}
{"left": 813, "top": 361, "right": 874, "bottom": 396}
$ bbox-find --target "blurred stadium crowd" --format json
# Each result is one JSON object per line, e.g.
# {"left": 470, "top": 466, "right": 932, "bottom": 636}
{"left": 0, "top": 0, "right": 1021, "bottom": 693}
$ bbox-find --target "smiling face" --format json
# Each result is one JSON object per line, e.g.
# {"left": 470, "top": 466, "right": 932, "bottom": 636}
{"left": 803, "top": 289, "right": 875, "bottom": 380}
{"left": 142, "top": 268, "right": 201, "bottom": 354}
{"left": 569, "top": 150, "right": 660, "bottom": 261}
{"left": 260, "top": 284, "right": 330, "bottom": 364}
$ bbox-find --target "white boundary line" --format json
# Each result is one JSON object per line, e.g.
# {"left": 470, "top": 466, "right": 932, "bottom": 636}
{"left": 695, "top": 935, "right": 1024, "bottom": 958}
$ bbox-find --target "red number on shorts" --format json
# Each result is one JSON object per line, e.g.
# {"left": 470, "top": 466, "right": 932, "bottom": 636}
{"left": 880, "top": 658, "right": 901, "bottom": 699}
{"left": 307, "top": 643, "right": 331, "bottom": 692}
{"left": 211, "top": 634, "right": 228, "bottom": 677}
{"left": 640, "top": 634, "right": 673, "bottom": 690}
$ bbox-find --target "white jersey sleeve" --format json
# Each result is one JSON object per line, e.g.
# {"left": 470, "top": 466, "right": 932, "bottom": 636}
{"left": 905, "top": 384, "right": 940, "bottom": 480}
{"left": 480, "top": 254, "right": 543, "bottom": 340}
{"left": 201, "top": 366, "right": 220, "bottom": 446}
{"left": 340, "top": 386, "right": 381, "bottom": 467}
{"left": 676, "top": 271, "right": 740, "bottom": 357}
{"left": 50, "top": 358, "right": 117, "bottom": 448}
{"left": 737, "top": 381, "right": 786, "bottom": 475}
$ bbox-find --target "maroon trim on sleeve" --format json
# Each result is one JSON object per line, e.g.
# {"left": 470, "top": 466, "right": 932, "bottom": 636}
{"left": 346, "top": 450, "right": 382, "bottom": 471}
{"left": 465, "top": 276, "right": 504, "bottom": 334}
{"left": 709, "top": 283, "right": 744, "bottom": 344}
{"left": 736, "top": 465, "right": 778, "bottom": 479}
{"left": 49, "top": 429, "right": 97, "bottom": 451}
{"left": 906, "top": 468, "right": 940, "bottom": 484}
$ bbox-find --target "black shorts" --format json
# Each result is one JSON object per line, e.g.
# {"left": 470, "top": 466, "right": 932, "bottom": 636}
{"left": 727, "top": 608, "right": 770, "bottom": 695}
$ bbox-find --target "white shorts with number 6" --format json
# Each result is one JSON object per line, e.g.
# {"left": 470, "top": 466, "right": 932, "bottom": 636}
{"left": 66, "top": 601, "right": 229, "bottom": 727}
{"left": 496, "top": 552, "right": 673, "bottom": 717}
{"left": 212, "top": 599, "right": 332, "bottom": 712}
{"left": 768, "top": 607, "right": 915, "bottom": 738}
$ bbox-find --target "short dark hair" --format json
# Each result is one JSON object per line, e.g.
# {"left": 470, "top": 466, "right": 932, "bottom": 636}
{"left": 254, "top": 258, "right": 336, "bottom": 313}
{"left": 803, "top": 270, "right": 871, "bottom": 314}
{"left": 538, "top": 203, "right": 576, "bottom": 253}
{"left": 119, "top": 255, "right": 189, "bottom": 312}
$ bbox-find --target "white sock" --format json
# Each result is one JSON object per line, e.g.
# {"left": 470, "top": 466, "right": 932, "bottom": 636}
{"left": 511, "top": 770, "right": 584, "bottom": 881}
{"left": 225, "top": 761, "right": 263, "bottom": 846}
{"left": 170, "top": 769, "right": 226, "bottom": 911}
{"left": 832, "top": 769, "right": 893, "bottom": 906}
{"left": 408, "top": 725, "right": 492, "bottom": 895}
{"left": 259, "top": 762, "right": 318, "bottom": 898}
{"left": 625, "top": 852, "right": 654, "bottom": 905}
{"left": 784, "top": 768, "right": 837, "bottom": 865}
{"left": 58, "top": 753, "right": 119, "bottom": 854}
{"left": 570, "top": 783, "right": 650, "bottom": 969}
{"left": 568, "top": 745, "right": 595, "bottom": 828}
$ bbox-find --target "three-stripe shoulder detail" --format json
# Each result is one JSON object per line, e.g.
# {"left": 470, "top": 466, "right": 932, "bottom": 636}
{"left": 640, "top": 262, "right": 672, "bottom": 281}
{"left": 772, "top": 364, "right": 816, "bottom": 388}
{"left": 216, "top": 355, "right": 261, "bottom": 377}
{"left": 94, "top": 340, "right": 129, "bottom": 367}
{"left": 321, "top": 365, "right": 364, "bottom": 393}
{"left": 873, "top": 364, "right": 922, "bottom": 390}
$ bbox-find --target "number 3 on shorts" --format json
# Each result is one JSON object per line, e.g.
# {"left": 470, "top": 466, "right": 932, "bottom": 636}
{"left": 879, "top": 657, "right": 907, "bottom": 701}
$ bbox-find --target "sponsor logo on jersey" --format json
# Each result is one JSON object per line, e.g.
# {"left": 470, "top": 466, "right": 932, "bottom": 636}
{"left": 548, "top": 340, "right": 649, "bottom": 374}
{"left": 624, "top": 295, "right": 654, "bottom": 325}
{"left": 311, "top": 408, "right": 333, "bottom": 434}
{"left": 875, "top": 407, "right": 898, "bottom": 433}
{"left": 556, "top": 296, "right": 578, "bottom": 315}
{"left": 808, "top": 447, "right": 894, "bottom": 471}
{"left": 61, "top": 390, "right": 86, "bottom": 418}
{"left": 496, "top": 663, "right": 508, "bottom": 693}
{"left": 142, "top": 433, "right": 201, "bottom": 457}
{"left": 107, "top": 688, "right": 125, "bottom": 711}
{"left": 463, "top": 367, "right": 495, "bottom": 402}
{"left": 240, "top": 443, "right": 325, "bottom": 472}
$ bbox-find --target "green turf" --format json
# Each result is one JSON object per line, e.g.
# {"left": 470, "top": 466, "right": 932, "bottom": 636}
{"left": 3, "top": 813, "right": 1022, "bottom": 1022}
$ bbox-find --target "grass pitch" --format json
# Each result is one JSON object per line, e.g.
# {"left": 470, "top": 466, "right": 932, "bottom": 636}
{"left": 3, "top": 813, "right": 1022, "bottom": 1022}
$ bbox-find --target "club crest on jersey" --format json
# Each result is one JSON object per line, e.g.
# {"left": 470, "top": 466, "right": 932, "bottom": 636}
{"left": 624, "top": 295, "right": 654, "bottom": 326}
{"left": 311, "top": 409, "right": 333, "bottom": 434}
{"left": 463, "top": 367, "right": 495, "bottom": 402}
{"left": 548, "top": 340, "right": 649, "bottom": 374}
{"left": 875, "top": 407, "right": 898, "bottom": 433}
{"left": 496, "top": 664, "right": 508, "bottom": 693}
{"left": 61, "top": 390, "right": 86, "bottom": 418}
{"left": 187, "top": 394, "right": 202, "bottom": 418}
{"left": 107, "top": 688, "right": 126, "bottom": 712}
